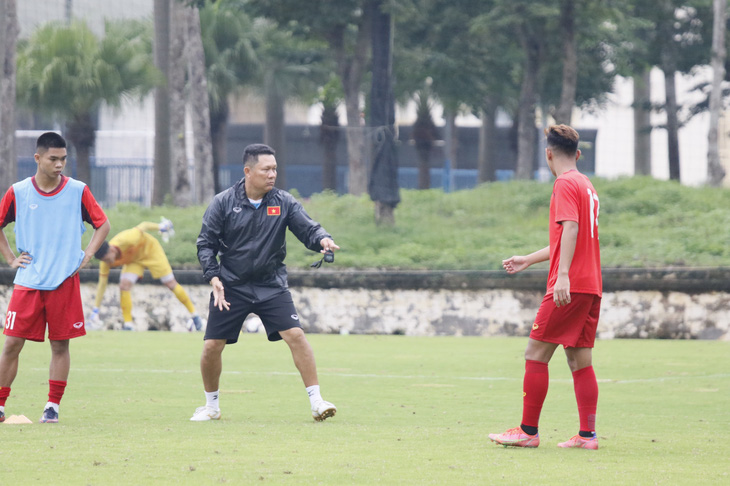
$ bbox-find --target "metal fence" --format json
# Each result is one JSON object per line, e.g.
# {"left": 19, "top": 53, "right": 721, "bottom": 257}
{"left": 17, "top": 157, "right": 542, "bottom": 208}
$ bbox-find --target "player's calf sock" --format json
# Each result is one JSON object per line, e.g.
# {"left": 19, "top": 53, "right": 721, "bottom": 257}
{"left": 572, "top": 365, "right": 598, "bottom": 434}
{"left": 521, "top": 360, "right": 549, "bottom": 431}
{"left": 48, "top": 380, "right": 67, "bottom": 405}
{"left": 306, "top": 385, "right": 323, "bottom": 407}
{"left": 205, "top": 390, "right": 220, "bottom": 410}
{"left": 0, "top": 386, "right": 10, "bottom": 407}
{"left": 120, "top": 290, "right": 133, "bottom": 323}
{"left": 172, "top": 284, "right": 196, "bottom": 314}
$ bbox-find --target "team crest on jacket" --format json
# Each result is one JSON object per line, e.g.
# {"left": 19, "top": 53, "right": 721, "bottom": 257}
{"left": 267, "top": 206, "right": 281, "bottom": 216}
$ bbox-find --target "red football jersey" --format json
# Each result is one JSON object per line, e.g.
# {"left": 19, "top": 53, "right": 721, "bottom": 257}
{"left": 546, "top": 170, "right": 602, "bottom": 297}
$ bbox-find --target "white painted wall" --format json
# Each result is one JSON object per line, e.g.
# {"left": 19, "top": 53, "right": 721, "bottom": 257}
{"left": 574, "top": 67, "right": 727, "bottom": 187}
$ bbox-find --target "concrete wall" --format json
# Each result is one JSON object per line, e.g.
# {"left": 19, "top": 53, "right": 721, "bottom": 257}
{"left": 1, "top": 268, "right": 728, "bottom": 340}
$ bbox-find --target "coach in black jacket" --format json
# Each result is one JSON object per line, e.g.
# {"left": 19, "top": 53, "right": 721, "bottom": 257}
{"left": 191, "top": 143, "right": 339, "bottom": 423}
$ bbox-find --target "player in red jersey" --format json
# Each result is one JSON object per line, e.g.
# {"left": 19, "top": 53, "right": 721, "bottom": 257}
{"left": 0, "top": 132, "right": 110, "bottom": 424}
{"left": 489, "top": 125, "right": 602, "bottom": 450}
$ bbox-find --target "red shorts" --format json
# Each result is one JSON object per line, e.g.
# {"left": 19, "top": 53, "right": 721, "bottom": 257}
{"left": 4, "top": 274, "right": 86, "bottom": 342}
{"left": 531, "top": 293, "right": 601, "bottom": 348}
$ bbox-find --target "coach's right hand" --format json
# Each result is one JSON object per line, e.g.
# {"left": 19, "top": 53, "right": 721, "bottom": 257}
{"left": 210, "top": 277, "right": 231, "bottom": 311}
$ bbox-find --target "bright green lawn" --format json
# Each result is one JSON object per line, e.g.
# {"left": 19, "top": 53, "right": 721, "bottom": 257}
{"left": 1, "top": 333, "right": 728, "bottom": 485}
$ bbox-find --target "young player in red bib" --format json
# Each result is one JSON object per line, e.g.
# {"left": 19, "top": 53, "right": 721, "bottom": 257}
{"left": 0, "top": 132, "right": 110, "bottom": 424}
{"left": 489, "top": 125, "right": 602, "bottom": 450}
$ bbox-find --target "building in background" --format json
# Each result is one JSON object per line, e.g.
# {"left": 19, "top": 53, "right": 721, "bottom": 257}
{"left": 15, "top": 1, "right": 730, "bottom": 203}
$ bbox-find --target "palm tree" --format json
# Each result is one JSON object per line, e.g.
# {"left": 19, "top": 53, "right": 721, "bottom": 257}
{"left": 199, "top": 0, "right": 257, "bottom": 192}
{"left": 16, "top": 19, "right": 160, "bottom": 184}
{"left": 251, "top": 19, "right": 329, "bottom": 190}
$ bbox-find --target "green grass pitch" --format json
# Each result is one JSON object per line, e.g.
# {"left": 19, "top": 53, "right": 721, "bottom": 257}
{"left": 1, "top": 332, "right": 728, "bottom": 484}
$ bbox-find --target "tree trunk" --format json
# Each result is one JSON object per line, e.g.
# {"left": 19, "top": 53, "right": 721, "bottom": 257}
{"left": 707, "top": 0, "right": 727, "bottom": 186}
{"left": 415, "top": 142, "right": 432, "bottom": 189}
{"left": 170, "top": 0, "right": 191, "bottom": 207}
{"left": 210, "top": 103, "right": 228, "bottom": 193}
{"left": 343, "top": 92, "right": 367, "bottom": 195}
{"left": 660, "top": 0, "right": 680, "bottom": 182}
{"left": 445, "top": 110, "right": 458, "bottom": 169}
{"left": 478, "top": 97, "right": 498, "bottom": 183}
{"left": 320, "top": 102, "right": 339, "bottom": 192}
{"left": 0, "top": 0, "right": 18, "bottom": 190}
{"left": 516, "top": 37, "right": 539, "bottom": 180}
{"left": 663, "top": 67, "right": 680, "bottom": 181}
{"left": 332, "top": 6, "right": 371, "bottom": 196}
{"left": 264, "top": 76, "right": 286, "bottom": 190}
{"left": 554, "top": 0, "right": 577, "bottom": 125}
{"left": 633, "top": 69, "right": 652, "bottom": 176}
{"left": 152, "top": 0, "right": 172, "bottom": 205}
{"left": 368, "top": 0, "right": 399, "bottom": 226}
{"left": 187, "top": 5, "right": 215, "bottom": 203}
{"left": 374, "top": 200, "right": 394, "bottom": 226}
{"left": 321, "top": 130, "right": 338, "bottom": 191}
{"left": 66, "top": 112, "right": 95, "bottom": 184}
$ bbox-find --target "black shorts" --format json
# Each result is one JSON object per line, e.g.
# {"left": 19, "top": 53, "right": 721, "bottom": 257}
{"left": 204, "top": 287, "right": 302, "bottom": 344}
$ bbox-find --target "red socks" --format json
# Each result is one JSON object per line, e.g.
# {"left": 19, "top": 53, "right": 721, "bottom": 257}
{"left": 0, "top": 382, "right": 68, "bottom": 408}
{"left": 48, "top": 380, "right": 67, "bottom": 405}
{"left": 572, "top": 366, "right": 598, "bottom": 432}
{"left": 521, "top": 360, "right": 549, "bottom": 429}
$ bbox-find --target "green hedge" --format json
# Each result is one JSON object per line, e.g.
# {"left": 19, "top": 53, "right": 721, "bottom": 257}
{"left": 4, "top": 176, "right": 729, "bottom": 270}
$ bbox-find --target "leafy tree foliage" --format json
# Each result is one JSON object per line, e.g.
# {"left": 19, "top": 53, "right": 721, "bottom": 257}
{"left": 17, "top": 19, "right": 160, "bottom": 184}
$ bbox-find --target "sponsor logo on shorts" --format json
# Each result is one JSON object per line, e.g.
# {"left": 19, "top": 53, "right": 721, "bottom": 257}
{"left": 532, "top": 322, "right": 539, "bottom": 330}
{"left": 291, "top": 314, "right": 299, "bottom": 320}
{"left": 233, "top": 207, "right": 242, "bottom": 213}
{"left": 73, "top": 322, "right": 84, "bottom": 329}
{"left": 30, "top": 204, "right": 38, "bottom": 210}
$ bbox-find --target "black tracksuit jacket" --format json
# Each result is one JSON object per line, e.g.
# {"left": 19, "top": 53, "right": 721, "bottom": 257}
{"left": 196, "top": 178, "right": 331, "bottom": 303}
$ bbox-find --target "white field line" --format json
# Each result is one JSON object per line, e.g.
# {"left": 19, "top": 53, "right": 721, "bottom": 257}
{"left": 29, "top": 368, "right": 730, "bottom": 384}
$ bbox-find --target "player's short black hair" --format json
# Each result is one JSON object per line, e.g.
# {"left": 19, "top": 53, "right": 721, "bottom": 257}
{"left": 545, "top": 124, "right": 579, "bottom": 156}
{"left": 242, "top": 144, "right": 275, "bottom": 168}
{"left": 36, "top": 132, "right": 67, "bottom": 154}
{"left": 94, "top": 241, "right": 110, "bottom": 260}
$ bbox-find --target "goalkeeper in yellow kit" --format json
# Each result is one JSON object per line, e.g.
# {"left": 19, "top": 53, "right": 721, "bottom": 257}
{"left": 91, "top": 219, "right": 202, "bottom": 331}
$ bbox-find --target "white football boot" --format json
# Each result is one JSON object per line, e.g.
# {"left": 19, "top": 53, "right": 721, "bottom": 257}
{"left": 311, "top": 401, "right": 337, "bottom": 422}
{"left": 190, "top": 406, "right": 221, "bottom": 421}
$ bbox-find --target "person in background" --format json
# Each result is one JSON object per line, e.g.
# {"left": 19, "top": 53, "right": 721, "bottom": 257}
{"left": 92, "top": 219, "right": 203, "bottom": 331}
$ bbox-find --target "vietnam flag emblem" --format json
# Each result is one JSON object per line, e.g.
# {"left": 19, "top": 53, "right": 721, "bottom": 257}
{"left": 267, "top": 206, "right": 281, "bottom": 216}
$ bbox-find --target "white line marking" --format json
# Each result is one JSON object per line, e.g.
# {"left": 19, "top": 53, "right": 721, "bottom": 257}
{"left": 29, "top": 368, "right": 730, "bottom": 384}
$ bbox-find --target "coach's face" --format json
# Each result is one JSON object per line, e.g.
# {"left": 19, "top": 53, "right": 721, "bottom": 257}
{"left": 244, "top": 154, "right": 277, "bottom": 199}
